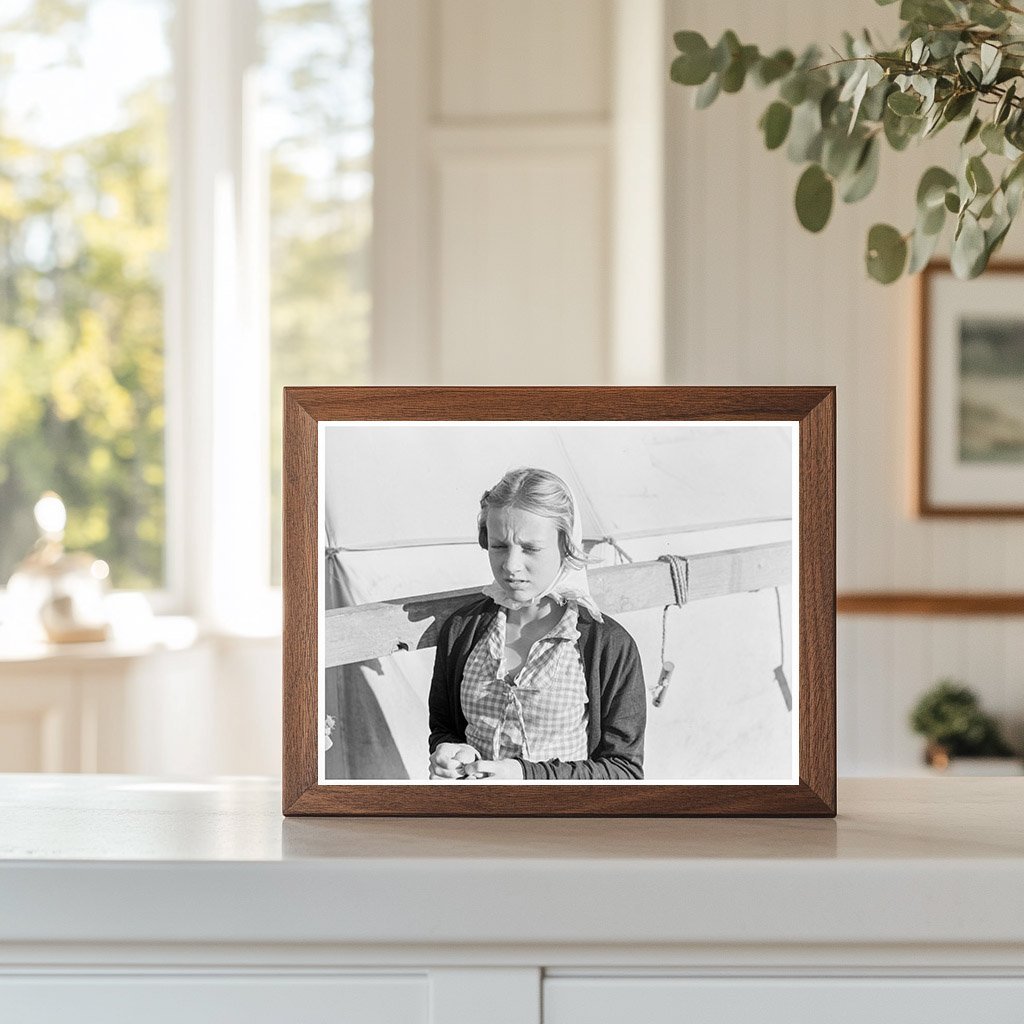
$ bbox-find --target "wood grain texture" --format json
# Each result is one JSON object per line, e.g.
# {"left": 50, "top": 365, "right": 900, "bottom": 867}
{"left": 325, "top": 541, "right": 792, "bottom": 667}
{"left": 282, "top": 387, "right": 836, "bottom": 817}
{"left": 282, "top": 392, "right": 319, "bottom": 813}
{"left": 916, "top": 260, "right": 1024, "bottom": 518}
{"left": 799, "top": 388, "right": 837, "bottom": 814}
{"left": 838, "top": 592, "right": 1024, "bottom": 616}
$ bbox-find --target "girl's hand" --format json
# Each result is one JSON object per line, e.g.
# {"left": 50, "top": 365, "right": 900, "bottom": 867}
{"left": 429, "top": 743, "right": 480, "bottom": 780}
{"left": 463, "top": 759, "right": 525, "bottom": 781}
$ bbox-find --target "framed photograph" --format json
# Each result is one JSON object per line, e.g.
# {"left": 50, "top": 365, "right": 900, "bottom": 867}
{"left": 917, "top": 261, "right": 1024, "bottom": 516}
{"left": 283, "top": 387, "right": 835, "bottom": 816}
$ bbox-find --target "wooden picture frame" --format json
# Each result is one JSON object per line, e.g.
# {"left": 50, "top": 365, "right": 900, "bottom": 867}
{"left": 283, "top": 387, "right": 835, "bottom": 816}
{"left": 917, "top": 261, "right": 1024, "bottom": 517}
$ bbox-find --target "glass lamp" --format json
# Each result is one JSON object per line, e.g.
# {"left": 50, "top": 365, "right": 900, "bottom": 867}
{"left": 5, "top": 493, "right": 111, "bottom": 644}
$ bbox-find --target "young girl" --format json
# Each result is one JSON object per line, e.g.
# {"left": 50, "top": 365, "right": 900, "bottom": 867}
{"left": 428, "top": 467, "right": 646, "bottom": 781}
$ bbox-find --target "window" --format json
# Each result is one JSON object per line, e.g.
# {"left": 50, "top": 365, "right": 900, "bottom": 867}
{"left": 0, "top": 0, "right": 373, "bottom": 618}
{"left": 0, "top": 0, "right": 172, "bottom": 589}
{"left": 262, "top": 0, "right": 373, "bottom": 583}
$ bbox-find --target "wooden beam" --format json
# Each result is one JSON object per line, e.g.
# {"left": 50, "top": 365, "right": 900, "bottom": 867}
{"left": 838, "top": 592, "right": 1024, "bottom": 616}
{"left": 325, "top": 541, "right": 792, "bottom": 668}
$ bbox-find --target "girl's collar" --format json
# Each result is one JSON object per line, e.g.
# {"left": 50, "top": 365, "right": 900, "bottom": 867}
{"left": 480, "top": 580, "right": 603, "bottom": 621}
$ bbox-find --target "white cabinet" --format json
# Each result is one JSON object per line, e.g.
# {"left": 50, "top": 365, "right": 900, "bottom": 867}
{"left": 0, "top": 975, "right": 428, "bottom": 1024}
{"left": 0, "top": 639, "right": 211, "bottom": 773}
{"left": 0, "top": 627, "right": 282, "bottom": 776}
{"left": 544, "top": 977, "right": 1024, "bottom": 1024}
{"left": 1, "top": 777, "right": 1022, "bottom": 1022}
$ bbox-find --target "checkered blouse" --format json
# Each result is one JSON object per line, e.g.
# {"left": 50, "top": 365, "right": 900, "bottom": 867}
{"left": 461, "top": 603, "right": 590, "bottom": 762}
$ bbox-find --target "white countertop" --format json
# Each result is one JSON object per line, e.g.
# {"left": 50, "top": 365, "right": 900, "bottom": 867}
{"left": 2, "top": 775, "right": 1022, "bottom": 950}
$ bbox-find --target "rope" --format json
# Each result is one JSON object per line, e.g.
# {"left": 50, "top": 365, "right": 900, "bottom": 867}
{"left": 600, "top": 535, "right": 634, "bottom": 564}
{"left": 660, "top": 553, "right": 690, "bottom": 604}
{"left": 657, "top": 554, "right": 689, "bottom": 667}
{"left": 651, "top": 555, "right": 690, "bottom": 707}
{"left": 772, "top": 586, "right": 793, "bottom": 712}
{"left": 774, "top": 585, "right": 785, "bottom": 666}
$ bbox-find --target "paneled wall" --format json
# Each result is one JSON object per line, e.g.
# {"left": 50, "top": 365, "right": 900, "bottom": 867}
{"left": 665, "top": 0, "right": 1024, "bottom": 772}
{"left": 371, "top": 0, "right": 1024, "bottom": 775}
{"left": 374, "top": 0, "right": 665, "bottom": 386}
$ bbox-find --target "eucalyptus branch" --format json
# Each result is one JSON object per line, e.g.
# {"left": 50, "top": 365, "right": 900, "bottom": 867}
{"left": 670, "top": 3, "right": 1024, "bottom": 283}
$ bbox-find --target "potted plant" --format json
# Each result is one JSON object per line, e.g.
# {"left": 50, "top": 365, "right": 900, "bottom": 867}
{"left": 909, "top": 679, "right": 1018, "bottom": 770}
{"left": 670, "top": 0, "right": 1024, "bottom": 283}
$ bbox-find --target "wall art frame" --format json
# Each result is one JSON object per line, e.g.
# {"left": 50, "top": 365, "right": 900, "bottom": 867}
{"left": 917, "top": 260, "right": 1024, "bottom": 517}
{"left": 282, "top": 386, "right": 836, "bottom": 817}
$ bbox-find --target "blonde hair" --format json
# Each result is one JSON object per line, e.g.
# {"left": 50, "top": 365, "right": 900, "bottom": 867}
{"left": 477, "top": 467, "right": 588, "bottom": 569}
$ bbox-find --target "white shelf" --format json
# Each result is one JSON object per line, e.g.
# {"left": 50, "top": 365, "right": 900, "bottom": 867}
{"left": 2, "top": 775, "right": 1022, "bottom": 1021}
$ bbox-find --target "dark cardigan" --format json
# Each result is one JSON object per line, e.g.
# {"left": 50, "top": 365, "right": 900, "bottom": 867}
{"left": 427, "top": 595, "right": 646, "bottom": 780}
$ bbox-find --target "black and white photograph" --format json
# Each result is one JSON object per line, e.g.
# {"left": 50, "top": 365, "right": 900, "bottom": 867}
{"left": 318, "top": 421, "right": 798, "bottom": 784}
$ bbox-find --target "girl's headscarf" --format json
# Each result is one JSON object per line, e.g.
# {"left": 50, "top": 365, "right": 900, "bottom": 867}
{"left": 481, "top": 485, "right": 603, "bottom": 621}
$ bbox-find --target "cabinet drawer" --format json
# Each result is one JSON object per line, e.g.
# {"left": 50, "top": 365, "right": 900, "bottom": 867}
{"left": 544, "top": 977, "right": 1024, "bottom": 1024}
{"left": 0, "top": 974, "right": 428, "bottom": 1024}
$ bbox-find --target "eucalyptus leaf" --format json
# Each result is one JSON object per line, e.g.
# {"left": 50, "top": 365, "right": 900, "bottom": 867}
{"left": 842, "top": 137, "right": 880, "bottom": 203}
{"left": 958, "top": 165, "right": 977, "bottom": 208}
{"left": 922, "top": 103, "right": 946, "bottom": 137}
{"left": 822, "top": 128, "right": 863, "bottom": 178}
{"left": 787, "top": 101, "right": 824, "bottom": 162}
{"left": 995, "top": 82, "right": 1017, "bottom": 124}
{"left": 674, "top": 29, "right": 707, "bottom": 53}
{"left": 921, "top": 200, "right": 946, "bottom": 235}
{"left": 962, "top": 115, "right": 983, "bottom": 145}
{"left": 942, "top": 92, "right": 974, "bottom": 122}
{"left": 710, "top": 31, "right": 740, "bottom": 73}
{"left": 913, "top": 75, "right": 936, "bottom": 112}
{"left": 861, "top": 80, "right": 893, "bottom": 122}
{"left": 981, "top": 122, "right": 1005, "bottom": 155}
{"left": 839, "top": 65, "right": 870, "bottom": 132}
{"left": 944, "top": 190, "right": 961, "bottom": 213}
{"left": 951, "top": 211, "right": 986, "bottom": 278}
{"left": 970, "top": 2, "right": 1009, "bottom": 30}
{"left": 888, "top": 91, "right": 921, "bottom": 115}
{"left": 1006, "top": 171, "right": 1024, "bottom": 218}
{"left": 820, "top": 86, "right": 841, "bottom": 126}
{"left": 801, "top": 69, "right": 833, "bottom": 104}
{"left": 760, "top": 101, "right": 793, "bottom": 150}
{"left": 721, "top": 44, "right": 759, "bottom": 93}
{"left": 917, "top": 166, "right": 957, "bottom": 210}
{"left": 779, "top": 73, "right": 807, "bottom": 106}
{"left": 986, "top": 213, "right": 1012, "bottom": 259}
{"left": 967, "top": 154, "right": 995, "bottom": 195}
{"left": 1003, "top": 157, "right": 1024, "bottom": 216}
{"left": 671, "top": 53, "right": 710, "bottom": 87}
{"left": 908, "top": 221, "right": 942, "bottom": 273}
{"left": 795, "top": 44, "right": 824, "bottom": 73}
{"left": 904, "top": 0, "right": 958, "bottom": 27}
{"left": 754, "top": 49, "right": 795, "bottom": 87}
{"left": 795, "top": 164, "right": 834, "bottom": 232}
{"left": 694, "top": 73, "right": 721, "bottom": 109}
{"left": 884, "top": 106, "right": 921, "bottom": 149}
{"left": 980, "top": 42, "right": 1002, "bottom": 87}
{"left": 866, "top": 223, "right": 908, "bottom": 283}
{"left": 927, "top": 30, "right": 962, "bottom": 60}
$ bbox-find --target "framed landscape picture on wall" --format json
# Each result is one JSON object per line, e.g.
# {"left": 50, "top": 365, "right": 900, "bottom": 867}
{"left": 917, "top": 261, "right": 1024, "bottom": 517}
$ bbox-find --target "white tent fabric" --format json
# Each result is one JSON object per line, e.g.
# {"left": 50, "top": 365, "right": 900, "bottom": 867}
{"left": 324, "top": 422, "right": 793, "bottom": 550}
{"left": 323, "top": 422, "right": 795, "bottom": 781}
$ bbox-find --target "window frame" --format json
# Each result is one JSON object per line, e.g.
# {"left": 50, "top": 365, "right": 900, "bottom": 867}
{"left": 165, "top": 0, "right": 280, "bottom": 632}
